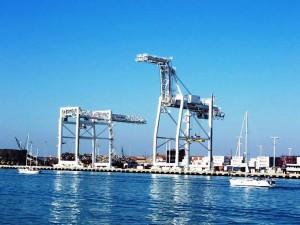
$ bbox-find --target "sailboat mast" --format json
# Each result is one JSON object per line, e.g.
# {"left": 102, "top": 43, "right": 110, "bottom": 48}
{"left": 36, "top": 148, "right": 38, "bottom": 167}
{"left": 245, "top": 111, "right": 248, "bottom": 169}
{"left": 26, "top": 134, "right": 30, "bottom": 167}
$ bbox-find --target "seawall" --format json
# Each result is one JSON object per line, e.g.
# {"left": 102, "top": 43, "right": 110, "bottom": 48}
{"left": 1, "top": 165, "right": 300, "bottom": 179}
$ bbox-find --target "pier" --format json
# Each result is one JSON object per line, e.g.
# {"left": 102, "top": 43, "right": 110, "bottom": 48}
{"left": 1, "top": 165, "right": 300, "bottom": 179}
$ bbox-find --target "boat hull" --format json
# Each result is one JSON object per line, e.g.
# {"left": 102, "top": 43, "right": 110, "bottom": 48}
{"left": 230, "top": 177, "right": 275, "bottom": 187}
{"left": 18, "top": 167, "right": 41, "bottom": 174}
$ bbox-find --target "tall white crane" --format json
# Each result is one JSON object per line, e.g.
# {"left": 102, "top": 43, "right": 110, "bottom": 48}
{"left": 57, "top": 107, "right": 146, "bottom": 168}
{"left": 136, "top": 54, "right": 224, "bottom": 170}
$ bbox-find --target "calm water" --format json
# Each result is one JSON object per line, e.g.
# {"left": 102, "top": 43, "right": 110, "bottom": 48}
{"left": 1, "top": 169, "right": 300, "bottom": 224}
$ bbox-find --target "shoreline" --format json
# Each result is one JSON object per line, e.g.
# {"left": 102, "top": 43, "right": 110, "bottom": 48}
{"left": 1, "top": 165, "right": 300, "bottom": 179}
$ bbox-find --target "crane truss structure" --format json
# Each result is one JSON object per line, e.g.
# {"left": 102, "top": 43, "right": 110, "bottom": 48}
{"left": 136, "top": 54, "right": 225, "bottom": 170}
{"left": 57, "top": 106, "right": 146, "bottom": 168}
{"left": 15, "top": 135, "right": 29, "bottom": 150}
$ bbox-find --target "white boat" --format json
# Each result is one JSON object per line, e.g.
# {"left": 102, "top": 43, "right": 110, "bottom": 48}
{"left": 229, "top": 111, "right": 275, "bottom": 187}
{"left": 18, "top": 166, "right": 41, "bottom": 174}
{"left": 230, "top": 176, "right": 275, "bottom": 187}
{"left": 18, "top": 137, "right": 41, "bottom": 174}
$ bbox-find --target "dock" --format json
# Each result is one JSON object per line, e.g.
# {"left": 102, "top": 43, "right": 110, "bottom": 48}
{"left": 1, "top": 165, "right": 300, "bottom": 179}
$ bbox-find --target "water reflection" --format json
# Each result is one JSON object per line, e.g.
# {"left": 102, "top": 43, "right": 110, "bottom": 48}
{"left": 50, "top": 171, "right": 82, "bottom": 224}
{"left": 149, "top": 174, "right": 194, "bottom": 224}
{"left": 149, "top": 175, "right": 231, "bottom": 224}
{"left": 93, "top": 173, "right": 113, "bottom": 219}
{"left": 48, "top": 171, "right": 117, "bottom": 224}
{"left": 3, "top": 170, "right": 297, "bottom": 224}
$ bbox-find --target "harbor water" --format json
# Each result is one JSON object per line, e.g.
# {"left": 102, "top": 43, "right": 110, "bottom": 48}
{"left": 1, "top": 169, "right": 300, "bottom": 224}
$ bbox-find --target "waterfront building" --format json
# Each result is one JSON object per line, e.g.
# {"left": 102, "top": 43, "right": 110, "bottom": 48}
{"left": 190, "top": 156, "right": 209, "bottom": 171}
{"left": 0, "top": 149, "right": 27, "bottom": 165}
{"left": 245, "top": 156, "right": 271, "bottom": 173}
{"left": 286, "top": 157, "right": 300, "bottom": 174}
{"left": 129, "top": 156, "right": 147, "bottom": 164}
{"left": 166, "top": 149, "right": 185, "bottom": 163}
{"left": 212, "top": 156, "right": 231, "bottom": 171}
{"left": 256, "top": 156, "right": 270, "bottom": 172}
{"left": 156, "top": 154, "right": 167, "bottom": 163}
{"left": 279, "top": 155, "right": 297, "bottom": 168}
{"left": 224, "top": 156, "right": 247, "bottom": 172}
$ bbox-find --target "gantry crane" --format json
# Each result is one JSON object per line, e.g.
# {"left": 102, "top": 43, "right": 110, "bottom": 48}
{"left": 15, "top": 137, "right": 24, "bottom": 150}
{"left": 57, "top": 107, "right": 146, "bottom": 168}
{"left": 136, "top": 54, "right": 224, "bottom": 170}
{"left": 15, "top": 135, "right": 29, "bottom": 150}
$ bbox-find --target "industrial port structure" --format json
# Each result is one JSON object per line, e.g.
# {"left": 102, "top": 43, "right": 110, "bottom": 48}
{"left": 54, "top": 53, "right": 225, "bottom": 171}
{"left": 57, "top": 107, "right": 146, "bottom": 168}
{"left": 2, "top": 54, "right": 300, "bottom": 179}
{"left": 136, "top": 54, "right": 224, "bottom": 170}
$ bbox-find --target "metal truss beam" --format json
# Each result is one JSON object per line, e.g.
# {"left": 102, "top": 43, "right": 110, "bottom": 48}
{"left": 58, "top": 107, "right": 146, "bottom": 168}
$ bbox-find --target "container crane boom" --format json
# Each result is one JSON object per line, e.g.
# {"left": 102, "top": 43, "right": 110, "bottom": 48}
{"left": 15, "top": 137, "right": 23, "bottom": 150}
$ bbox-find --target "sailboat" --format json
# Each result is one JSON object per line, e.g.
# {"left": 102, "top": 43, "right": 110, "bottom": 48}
{"left": 18, "top": 139, "right": 41, "bottom": 174}
{"left": 229, "top": 111, "right": 275, "bottom": 187}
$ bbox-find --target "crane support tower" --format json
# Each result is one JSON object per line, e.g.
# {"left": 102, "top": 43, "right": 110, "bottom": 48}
{"left": 136, "top": 53, "right": 224, "bottom": 170}
{"left": 57, "top": 106, "right": 146, "bottom": 168}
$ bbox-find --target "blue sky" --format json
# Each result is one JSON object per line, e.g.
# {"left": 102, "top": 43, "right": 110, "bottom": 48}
{"left": 1, "top": 0, "right": 299, "bottom": 157}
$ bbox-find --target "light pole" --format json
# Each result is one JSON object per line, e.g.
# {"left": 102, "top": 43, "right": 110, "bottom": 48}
{"left": 258, "top": 145, "right": 263, "bottom": 156}
{"left": 270, "top": 136, "right": 279, "bottom": 168}
{"left": 44, "top": 141, "right": 47, "bottom": 165}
